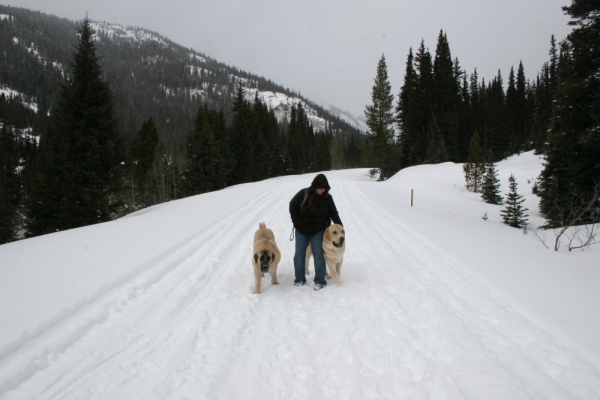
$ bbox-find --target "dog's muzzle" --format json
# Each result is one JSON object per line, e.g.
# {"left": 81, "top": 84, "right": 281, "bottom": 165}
{"left": 333, "top": 236, "right": 345, "bottom": 248}
{"left": 261, "top": 264, "right": 270, "bottom": 273}
{"left": 260, "top": 257, "right": 270, "bottom": 273}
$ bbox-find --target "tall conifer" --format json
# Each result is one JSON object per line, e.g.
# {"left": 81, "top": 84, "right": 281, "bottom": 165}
{"left": 433, "top": 31, "right": 461, "bottom": 161}
{"left": 396, "top": 48, "right": 419, "bottom": 168}
{"left": 182, "top": 104, "right": 231, "bottom": 196}
{"left": 413, "top": 42, "right": 434, "bottom": 165}
{"left": 128, "top": 117, "right": 161, "bottom": 209}
{"left": 26, "top": 17, "right": 125, "bottom": 236}
{"left": 0, "top": 124, "right": 20, "bottom": 243}
{"left": 539, "top": 0, "right": 600, "bottom": 227}
{"left": 365, "top": 54, "right": 399, "bottom": 180}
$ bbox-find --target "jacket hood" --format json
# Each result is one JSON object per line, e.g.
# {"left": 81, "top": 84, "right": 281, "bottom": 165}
{"left": 310, "top": 174, "right": 331, "bottom": 191}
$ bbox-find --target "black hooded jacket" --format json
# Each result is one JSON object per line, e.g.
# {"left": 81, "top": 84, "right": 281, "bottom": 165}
{"left": 289, "top": 174, "right": 343, "bottom": 235}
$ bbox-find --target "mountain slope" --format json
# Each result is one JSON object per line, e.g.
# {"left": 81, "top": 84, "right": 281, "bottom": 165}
{"left": 0, "top": 5, "right": 365, "bottom": 143}
{"left": 1, "top": 153, "right": 599, "bottom": 399}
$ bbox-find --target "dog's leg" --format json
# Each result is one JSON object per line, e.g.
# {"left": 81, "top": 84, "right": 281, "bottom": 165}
{"left": 326, "top": 257, "right": 341, "bottom": 284}
{"left": 305, "top": 243, "right": 312, "bottom": 275}
{"left": 271, "top": 264, "right": 279, "bottom": 285}
{"left": 253, "top": 267, "right": 262, "bottom": 294}
{"left": 336, "top": 261, "right": 343, "bottom": 283}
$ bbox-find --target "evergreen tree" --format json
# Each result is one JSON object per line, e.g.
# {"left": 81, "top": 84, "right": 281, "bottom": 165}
{"left": 433, "top": 30, "right": 461, "bottom": 161}
{"left": 413, "top": 41, "right": 434, "bottom": 165}
{"left": 128, "top": 117, "right": 161, "bottom": 209}
{"left": 480, "top": 163, "right": 503, "bottom": 205}
{"left": 514, "top": 62, "right": 529, "bottom": 151}
{"left": 505, "top": 66, "right": 518, "bottom": 152}
{"left": 539, "top": 0, "right": 600, "bottom": 227}
{"left": 26, "top": 18, "right": 125, "bottom": 236}
{"left": 463, "top": 131, "right": 486, "bottom": 192}
{"left": 457, "top": 67, "right": 472, "bottom": 161}
{"left": 0, "top": 123, "right": 21, "bottom": 243}
{"left": 506, "top": 63, "right": 530, "bottom": 153}
{"left": 229, "top": 85, "right": 253, "bottom": 184}
{"left": 484, "top": 71, "right": 509, "bottom": 160}
{"left": 251, "top": 96, "right": 283, "bottom": 179}
{"left": 287, "top": 103, "right": 315, "bottom": 174}
{"left": 469, "top": 70, "right": 485, "bottom": 152}
{"left": 532, "top": 64, "right": 552, "bottom": 153}
{"left": 396, "top": 48, "right": 420, "bottom": 168}
{"left": 313, "top": 130, "right": 333, "bottom": 172}
{"left": 500, "top": 174, "right": 529, "bottom": 228}
{"left": 365, "top": 54, "right": 400, "bottom": 180}
{"left": 424, "top": 114, "right": 447, "bottom": 163}
{"left": 182, "top": 104, "right": 231, "bottom": 196}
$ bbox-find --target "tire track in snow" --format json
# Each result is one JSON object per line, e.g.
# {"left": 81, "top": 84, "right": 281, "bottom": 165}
{"left": 335, "top": 175, "right": 600, "bottom": 399}
{"left": 3, "top": 172, "right": 599, "bottom": 399}
{"left": 0, "top": 181, "right": 296, "bottom": 400}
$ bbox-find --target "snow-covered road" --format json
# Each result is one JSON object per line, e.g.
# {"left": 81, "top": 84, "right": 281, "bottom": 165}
{"left": 1, "top": 167, "right": 599, "bottom": 399}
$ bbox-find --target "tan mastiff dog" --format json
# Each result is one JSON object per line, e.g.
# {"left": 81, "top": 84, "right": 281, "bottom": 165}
{"left": 252, "top": 222, "right": 281, "bottom": 294}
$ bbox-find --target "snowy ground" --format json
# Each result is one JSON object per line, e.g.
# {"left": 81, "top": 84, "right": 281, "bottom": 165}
{"left": 1, "top": 151, "right": 599, "bottom": 399}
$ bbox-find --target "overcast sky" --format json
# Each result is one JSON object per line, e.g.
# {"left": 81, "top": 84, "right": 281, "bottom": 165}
{"left": 8, "top": 0, "right": 573, "bottom": 116}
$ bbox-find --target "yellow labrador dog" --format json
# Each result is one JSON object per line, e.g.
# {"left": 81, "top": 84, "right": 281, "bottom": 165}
{"left": 252, "top": 222, "right": 281, "bottom": 294}
{"left": 305, "top": 224, "right": 345, "bottom": 284}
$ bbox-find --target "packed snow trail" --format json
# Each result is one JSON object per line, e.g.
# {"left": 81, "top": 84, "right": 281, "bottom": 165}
{"left": 1, "top": 171, "right": 599, "bottom": 399}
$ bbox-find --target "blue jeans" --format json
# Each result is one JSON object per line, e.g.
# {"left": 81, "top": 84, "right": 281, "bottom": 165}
{"left": 294, "top": 229, "right": 327, "bottom": 285}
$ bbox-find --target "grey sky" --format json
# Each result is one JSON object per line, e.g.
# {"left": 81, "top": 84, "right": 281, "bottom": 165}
{"left": 8, "top": 0, "right": 573, "bottom": 115}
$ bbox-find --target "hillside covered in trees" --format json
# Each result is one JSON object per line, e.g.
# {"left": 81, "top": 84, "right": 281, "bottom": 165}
{"left": 1, "top": 1, "right": 598, "bottom": 245}
{"left": 363, "top": 0, "right": 599, "bottom": 238}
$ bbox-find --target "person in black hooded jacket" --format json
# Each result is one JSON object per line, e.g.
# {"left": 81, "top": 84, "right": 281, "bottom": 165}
{"left": 289, "top": 173, "right": 343, "bottom": 290}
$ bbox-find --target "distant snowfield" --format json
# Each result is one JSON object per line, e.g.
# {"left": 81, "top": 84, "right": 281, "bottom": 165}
{"left": 1, "top": 152, "right": 599, "bottom": 399}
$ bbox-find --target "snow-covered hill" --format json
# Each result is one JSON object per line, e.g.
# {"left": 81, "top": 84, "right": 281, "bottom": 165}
{"left": 1, "top": 152, "right": 599, "bottom": 399}
{"left": 89, "top": 21, "right": 363, "bottom": 133}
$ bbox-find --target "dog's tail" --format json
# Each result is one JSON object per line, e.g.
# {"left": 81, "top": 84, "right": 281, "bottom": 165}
{"left": 259, "top": 222, "right": 266, "bottom": 230}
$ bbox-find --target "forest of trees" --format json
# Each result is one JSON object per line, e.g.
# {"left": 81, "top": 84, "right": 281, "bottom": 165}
{"left": 367, "top": 31, "right": 557, "bottom": 172}
{"left": 1, "top": 1, "right": 599, "bottom": 244}
{"left": 0, "top": 17, "right": 364, "bottom": 242}
{"left": 364, "top": 0, "right": 599, "bottom": 234}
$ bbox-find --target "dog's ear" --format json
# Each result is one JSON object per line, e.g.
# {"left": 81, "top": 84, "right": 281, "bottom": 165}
{"left": 324, "top": 228, "right": 331, "bottom": 241}
{"left": 254, "top": 253, "right": 258, "bottom": 264}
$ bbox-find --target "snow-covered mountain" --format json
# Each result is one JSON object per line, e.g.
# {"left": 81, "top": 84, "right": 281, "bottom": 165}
{"left": 0, "top": 8, "right": 366, "bottom": 142}
{"left": 1, "top": 152, "right": 599, "bottom": 399}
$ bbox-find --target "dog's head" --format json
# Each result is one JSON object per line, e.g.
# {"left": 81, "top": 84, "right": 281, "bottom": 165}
{"left": 325, "top": 224, "right": 345, "bottom": 248}
{"left": 254, "top": 250, "right": 276, "bottom": 273}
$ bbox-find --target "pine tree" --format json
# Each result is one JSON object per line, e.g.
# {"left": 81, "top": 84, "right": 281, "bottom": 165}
{"left": 433, "top": 30, "right": 461, "bottom": 161}
{"left": 538, "top": 0, "right": 600, "bottom": 227}
{"left": 500, "top": 174, "right": 529, "bottom": 228}
{"left": 365, "top": 54, "right": 399, "bottom": 180}
{"left": 128, "top": 117, "right": 161, "bottom": 209}
{"left": 229, "top": 85, "right": 252, "bottom": 184}
{"left": 480, "top": 163, "right": 503, "bottom": 205}
{"left": 485, "top": 71, "right": 509, "bottom": 160}
{"left": 182, "top": 104, "right": 231, "bottom": 196}
{"left": 26, "top": 18, "right": 125, "bottom": 237}
{"left": 463, "top": 131, "right": 486, "bottom": 192}
{"left": 396, "top": 48, "right": 420, "bottom": 168}
{"left": 425, "top": 114, "right": 447, "bottom": 163}
{"left": 0, "top": 123, "right": 21, "bottom": 243}
{"left": 251, "top": 96, "right": 283, "bottom": 179}
{"left": 287, "top": 103, "right": 315, "bottom": 174}
{"left": 505, "top": 66, "right": 518, "bottom": 153}
{"left": 515, "top": 62, "right": 529, "bottom": 151}
{"left": 413, "top": 41, "right": 434, "bottom": 165}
